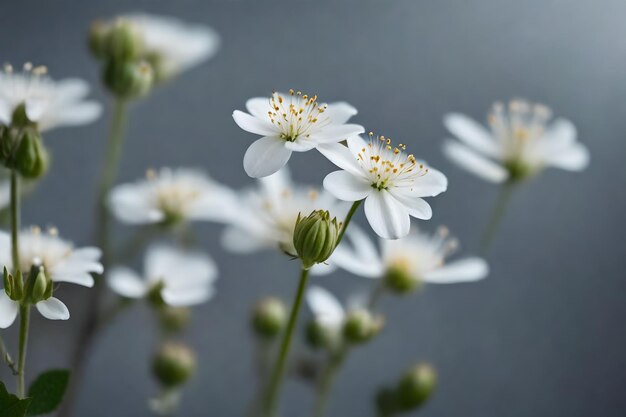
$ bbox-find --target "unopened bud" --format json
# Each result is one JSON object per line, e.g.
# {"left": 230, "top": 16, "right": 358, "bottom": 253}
{"left": 104, "top": 19, "right": 144, "bottom": 62}
{"left": 159, "top": 306, "right": 191, "bottom": 333}
{"left": 88, "top": 20, "right": 109, "bottom": 59}
{"left": 384, "top": 265, "right": 420, "bottom": 294}
{"left": 251, "top": 297, "right": 287, "bottom": 339}
{"left": 395, "top": 363, "right": 437, "bottom": 411}
{"left": 13, "top": 128, "right": 48, "bottom": 179}
{"left": 3, "top": 267, "right": 13, "bottom": 299}
{"left": 152, "top": 342, "right": 196, "bottom": 388}
{"left": 103, "top": 60, "right": 154, "bottom": 99}
{"left": 293, "top": 210, "right": 341, "bottom": 269}
{"left": 305, "top": 319, "right": 337, "bottom": 350}
{"left": 343, "top": 309, "right": 384, "bottom": 344}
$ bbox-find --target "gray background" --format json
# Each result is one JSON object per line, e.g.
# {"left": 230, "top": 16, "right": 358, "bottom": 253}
{"left": 1, "top": 0, "right": 625, "bottom": 416}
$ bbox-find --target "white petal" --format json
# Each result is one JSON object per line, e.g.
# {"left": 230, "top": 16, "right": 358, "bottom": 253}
{"left": 243, "top": 137, "right": 292, "bottom": 178}
{"left": 443, "top": 141, "right": 509, "bottom": 183}
{"left": 285, "top": 139, "right": 316, "bottom": 152}
{"left": 107, "top": 267, "right": 147, "bottom": 298}
{"left": 403, "top": 168, "right": 448, "bottom": 197}
{"left": 42, "top": 102, "right": 102, "bottom": 130}
{"left": 71, "top": 247, "right": 102, "bottom": 262}
{"left": 0, "top": 292, "right": 18, "bottom": 328}
{"left": 323, "top": 170, "right": 371, "bottom": 202}
{"left": 543, "top": 143, "right": 590, "bottom": 171}
{"left": 324, "top": 102, "right": 358, "bottom": 124}
{"left": 245, "top": 97, "right": 271, "bottom": 118}
{"left": 54, "top": 78, "right": 90, "bottom": 101}
{"left": 309, "top": 262, "right": 337, "bottom": 276}
{"left": 388, "top": 191, "right": 432, "bottom": 220}
{"left": 543, "top": 118, "right": 576, "bottom": 148}
{"left": 52, "top": 272, "right": 94, "bottom": 288}
{"left": 146, "top": 245, "right": 217, "bottom": 289}
{"left": 221, "top": 226, "right": 271, "bottom": 253}
{"left": 317, "top": 142, "right": 365, "bottom": 179}
{"left": 332, "top": 245, "right": 383, "bottom": 278}
{"left": 309, "top": 124, "right": 365, "bottom": 143}
{"left": 424, "top": 258, "right": 489, "bottom": 284}
{"left": 162, "top": 286, "right": 214, "bottom": 307}
{"left": 232, "top": 110, "right": 276, "bottom": 136}
{"left": 36, "top": 297, "right": 70, "bottom": 320}
{"left": 444, "top": 113, "right": 499, "bottom": 157}
{"left": 306, "top": 286, "right": 344, "bottom": 326}
{"left": 108, "top": 184, "right": 165, "bottom": 224}
{"left": 364, "top": 191, "right": 411, "bottom": 239}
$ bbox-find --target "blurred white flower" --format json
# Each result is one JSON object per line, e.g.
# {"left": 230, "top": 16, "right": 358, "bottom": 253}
{"left": 108, "top": 168, "right": 237, "bottom": 225}
{"left": 443, "top": 99, "right": 590, "bottom": 183}
{"left": 319, "top": 133, "right": 448, "bottom": 239}
{"left": 221, "top": 168, "right": 348, "bottom": 270}
{"left": 108, "top": 244, "right": 217, "bottom": 307}
{"left": 332, "top": 225, "right": 488, "bottom": 284}
{"left": 306, "top": 285, "right": 348, "bottom": 331}
{"left": 0, "top": 226, "right": 103, "bottom": 288}
{"left": 233, "top": 90, "right": 364, "bottom": 177}
{"left": 0, "top": 291, "right": 70, "bottom": 328}
{"left": 114, "top": 13, "right": 220, "bottom": 78}
{"left": 0, "top": 63, "right": 102, "bottom": 131}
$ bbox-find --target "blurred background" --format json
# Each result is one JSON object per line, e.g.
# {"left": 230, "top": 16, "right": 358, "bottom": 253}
{"left": 1, "top": 0, "right": 625, "bottom": 416}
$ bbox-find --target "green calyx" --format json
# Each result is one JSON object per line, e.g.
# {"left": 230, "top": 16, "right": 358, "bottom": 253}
{"left": 504, "top": 159, "right": 533, "bottom": 182}
{"left": 395, "top": 363, "right": 437, "bottom": 411}
{"left": 252, "top": 297, "right": 287, "bottom": 339}
{"left": 0, "top": 124, "right": 49, "bottom": 179}
{"left": 5, "top": 264, "right": 53, "bottom": 304}
{"left": 152, "top": 342, "right": 196, "bottom": 388}
{"left": 383, "top": 265, "right": 421, "bottom": 294}
{"left": 342, "top": 309, "right": 384, "bottom": 344}
{"left": 293, "top": 210, "right": 341, "bottom": 269}
{"left": 103, "top": 60, "right": 154, "bottom": 100}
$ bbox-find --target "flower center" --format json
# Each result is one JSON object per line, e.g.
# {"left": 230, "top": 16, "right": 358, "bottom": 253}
{"left": 146, "top": 170, "right": 201, "bottom": 223}
{"left": 267, "top": 89, "right": 329, "bottom": 142}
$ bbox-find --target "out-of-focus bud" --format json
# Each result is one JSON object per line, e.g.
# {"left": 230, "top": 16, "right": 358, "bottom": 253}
{"left": 375, "top": 387, "right": 399, "bottom": 417}
{"left": 293, "top": 210, "right": 341, "bottom": 269}
{"left": 159, "top": 306, "right": 192, "bottom": 333}
{"left": 3, "top": 267, "right": 13, "bottom": 299}
{"left": 504, "top": 160, "right": 532, "bottom": 182}
{"left": 342, "top": 309, "right": 384, "bottom": 344}
{"left": 305, "top": 319, "right": 336, "bottom": 350}
{"left": 251, "top": 297, "right": 287, "bottom": 339}
{"left": 13, "top": 128, "right": 48, "bottom": 179}
{"left": 152, "top": 342, "right": 196, "bottom": 388}
{"left": 10, "top": 104, "right": 34, "bottom": 129}
{"left": 395, "top": 363, "right": 437, "bottom": 411}
{"left": 88, "top": 20, "right": 109, "bottom": 59}
{"left": 103, "top": 60, "right": 154, "bottom": 99}
{"left": 104, "top": 19, "right": 144, "bottom": 62}
{"left": 144, "top": 52, "right": 168, "bottom": 84}
{"left": 147, "top": 281, "right": 166, "bottom": 308}
{"left": 0, "top": 125, "right": 15, "bottom": 165}
{"left": 384, "top": 264, "right": 420, "bottom": 294}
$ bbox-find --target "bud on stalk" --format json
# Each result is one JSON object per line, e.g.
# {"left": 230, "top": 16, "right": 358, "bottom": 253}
{"left": 293, "top": 210, "right": 341, "bottom": 270}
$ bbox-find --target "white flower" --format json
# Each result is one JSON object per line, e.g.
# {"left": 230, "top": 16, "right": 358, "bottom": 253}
{"left": 443, "top": 99, "right": 590, "bottom": 183}
{"left": 0, "top": 226, "right": 103, "bottom": 288}
{"left": 332, "top": 225, "right": 488, "bottom": 284}
{"left": 114, "top": 13, "right": 220, "bottom": 77}
{"left": 319, "top": 133, "right": 448, "bottom": 239}
{"left": 0, "top": 291, "right": 70, "bottom": 328}
{"left": 221, "top": 168, "right": 348, "bottom": 270}
{"left": 232, "top": 90, "right": 364, "bottom": 178}
{"left": 108, "top": 244, "right": 217, "bottom": 307}
{"left": 0, "top": 63, "right": 102, "bottom": 131}
{"left": 108, "top": 168, "right": 237, "bottom": 225}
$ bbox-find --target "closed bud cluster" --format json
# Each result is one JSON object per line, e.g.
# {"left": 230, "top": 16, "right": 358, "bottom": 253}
{"left": 251, "top": 297, "right": 287, "bottom": 339}
{"left": 0, "top": 124, "right": 49, "bottom": 179}
{"left": 384, "top": 265, "right": 421, "bottom": 295}
{"left": 293, "top": 210, "right": 341, "bottom": 270}
{"left": 342, "top": 309, "right": 384, "bottom": 344}
{"left": 152, "top": 342, "right": 196, "bottom": 388}
{"left": 4, "top": 264, "right": 54, "bottom": 305}
{"left": 90, "top": 18, "right": 155, "bottom": 99}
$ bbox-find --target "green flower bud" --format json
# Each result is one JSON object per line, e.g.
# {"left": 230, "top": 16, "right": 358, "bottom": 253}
{"left": 30, "top": 270, "right": 50, "bottom": 303}
{"left": 104, "top": 19, "right": 143, "bottom": 62}
{"left": 343, "top": 309, "right": 384, "bottom": 344}
{"left": 251, "top": 297, "right": 287, "bottom": 339}
{"left": 103, "top": 60, "right": 154, "bottom": 99}
{"left": 305, "top": 319, "right": 336, "bottom": 350}
{"left": 88, "top": 20, "right": 109, "bottom": 59}
{"left": 152, "top": 342, "right": 196, "bottom": 388}
{"left": 395, "top": 363, "right": 437, "bottom": 411}
{"left": 159, "top": 306, "right": 191, "bottom": 333}
{"left": 13, "top": 128, "right": 48, "bottom": 179}
{"left": 3, "top": 267, "right": 13, "bottom": 299}
{"left": 0, "top": 126, "right": 18, "bottom": 167}
{"left": 144, "top": 51, "right": 168, "bottom": 84}
{"left": 384, "top": 265, "right": 421, "bottom": 294}
{"left": 293, "top": 210, "right": 341, "bottom": 269}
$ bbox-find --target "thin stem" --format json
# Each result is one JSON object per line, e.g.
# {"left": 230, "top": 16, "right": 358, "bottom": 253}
{"left": 263, "top": 267, "right": 310, "bottom": 417}
{"left": 247, "top": 338, "right": 273, "bottom": 417}
{"left": 313, "top": 347, "right": 347, "bottom": 417}
{"left": 479, "top": 181, "right": 516, "bottom": 255}
{"left": 58, "top": 98, "right": 129, "bottom": 417}
{"left": 0, "top": 333, "right": 18, "bottom": 375}
{"left": 10, "top": 171, "right": 20, "bottom": 269}
{"left": 336, "top": 200, "right": 362, "bottom": 247}
{"left": 17, "top": 305, "right": 30, "bottom": 398}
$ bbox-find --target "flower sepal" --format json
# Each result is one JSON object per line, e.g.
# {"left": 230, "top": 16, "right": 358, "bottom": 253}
{"left": 3, "top": 267, "right": 24, "bottom": 302}
{"left": 152, "top": 342, "right": 196, "bottom": 388}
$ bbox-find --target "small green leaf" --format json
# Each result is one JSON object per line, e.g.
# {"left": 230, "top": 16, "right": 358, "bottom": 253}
{"left": 25, "top": 369, "right": 70, "bottom": 416}
{"left": 0, "top": 381, "right": 31, "bottom": 417}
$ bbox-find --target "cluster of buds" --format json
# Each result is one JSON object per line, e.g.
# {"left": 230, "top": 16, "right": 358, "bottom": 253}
{"left": 251, "top": 297, "right": 287, "bottom": 339}
{"left": 0, "top": 117, "right": 48, "bottom": 179}
{"left": 376, "top": 363, "right": 437, "bottom": 416}
{"left": 3, "top": 264, "right": 52, "bottom": 305}
{"left": 293, "top": 210, "right": 342, "bottom": 270}
{"left": 89, "top": 19, "right": 154, "bottom": 99}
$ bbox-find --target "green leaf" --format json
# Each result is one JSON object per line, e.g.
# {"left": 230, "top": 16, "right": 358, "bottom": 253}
{"left": 25, "top": 369, "right": 70, "bottom": 416}
{"left": 0, "top": 381, "right": 31, "bottom": 417}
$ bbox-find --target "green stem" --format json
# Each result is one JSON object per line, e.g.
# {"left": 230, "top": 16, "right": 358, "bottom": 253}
{"left": 479, "top": 181, "right": 516, "bottom": 255}
{"left": 0, "top": 333, "right": 18, "bottom": 375}
{"left": 263, "top": 267, "right": 310, "bottom": 417}
{"left": 336, "top": 201, "right": 362, "bottom": 247}
{"left": 313, "top": 348, "right": 347, "bottom": 417}
{"left": 10, "top": 171, "right": 20, "bottom": 269}
{"left": 17, "top": 305, "right": 30, "bottom": 398}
